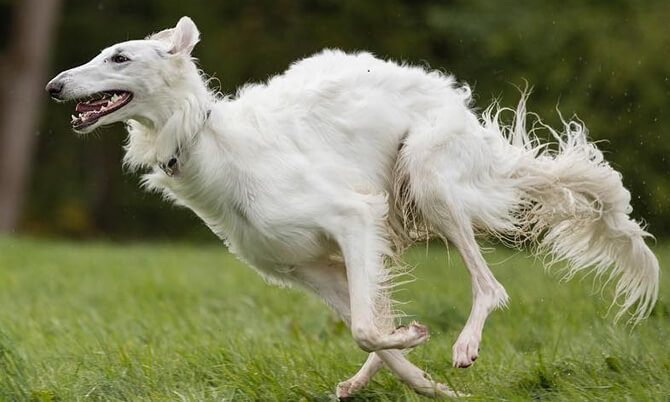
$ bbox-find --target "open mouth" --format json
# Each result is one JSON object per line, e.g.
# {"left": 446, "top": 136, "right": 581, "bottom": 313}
{"left": 71, "top": 90, "right": 133, "bottom": 130}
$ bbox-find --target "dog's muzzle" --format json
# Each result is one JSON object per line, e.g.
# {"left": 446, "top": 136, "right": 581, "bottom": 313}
{"left": 46, "top": 80, "right": 64, "bottom": 100}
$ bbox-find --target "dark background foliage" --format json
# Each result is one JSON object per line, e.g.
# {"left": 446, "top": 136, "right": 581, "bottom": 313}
{"left": 3, "top": 0, "right": 669, "bottom": 241}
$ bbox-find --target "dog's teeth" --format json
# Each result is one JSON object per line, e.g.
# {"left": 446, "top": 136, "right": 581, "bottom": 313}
{"left": 71, "top": 114, "right": 77, "bottom": 122}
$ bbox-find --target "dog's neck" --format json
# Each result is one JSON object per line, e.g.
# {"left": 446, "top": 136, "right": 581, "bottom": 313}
{"left": 123, "top": 68, "right": 214, "bottom": 173}
{"left": 157, "top": 108, "right": 212, "bottom": 177}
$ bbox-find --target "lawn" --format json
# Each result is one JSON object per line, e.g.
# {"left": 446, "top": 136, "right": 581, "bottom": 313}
{"left": 0, "top": 237, "right": 667, "bottom": 401}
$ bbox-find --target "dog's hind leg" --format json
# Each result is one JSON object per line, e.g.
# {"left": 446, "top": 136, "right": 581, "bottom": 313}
{"left": 335, "top": 325, "right": 436, "bottom": 398}
{"left": 441, "top": 221, "right": 508, "bottom": 368}
{"left": 410, "top": 177, "right": 509, "bottom": 368}
{"left": 399, "top": 122, "right": 509, "bottom": 368}
{"left": 293, "top": 261, "right": 457, "bottom": 398}
{"left": 337, "top": 348, "right": 461, "bottom": 398}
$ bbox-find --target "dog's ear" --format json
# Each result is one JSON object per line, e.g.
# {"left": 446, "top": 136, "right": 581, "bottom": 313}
{"left": 169, "top": 16, "right": 200, "bottom": 55}
{"left": 147, "top": 17, "right": 200, "bottom": 55}
{"left": 147, "top": 28, "right": 174, "bottom": 43}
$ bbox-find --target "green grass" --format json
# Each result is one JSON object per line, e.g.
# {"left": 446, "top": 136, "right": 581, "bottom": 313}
{"left": 0, "top": 237, "right": 668, "bottom": 401}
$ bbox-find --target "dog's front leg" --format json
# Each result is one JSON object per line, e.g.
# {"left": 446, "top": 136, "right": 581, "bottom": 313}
{"left": 335, "top": 349, "right": 384, "bottom": 398}
{"left": 293, "top": 261, "right": 457, "bottom": 398}
{"left": 337, "top": 349, "right": 462, "bottom": 398}
{"left": 330, "top": 200, "right": 428, "bottom": 352}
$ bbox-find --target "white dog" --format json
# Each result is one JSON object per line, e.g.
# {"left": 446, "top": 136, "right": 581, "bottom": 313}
{"left": 46, "top": 17, "right": 659, "bottom": 398}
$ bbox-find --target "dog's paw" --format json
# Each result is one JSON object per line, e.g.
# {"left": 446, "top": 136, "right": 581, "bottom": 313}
{"left": 335, "top": 380, "right": 352, "bottom": 399}
{"left": 435, "top": 382, "right": 464, "bottom": 398}
{"left": 394, "top": 321, "right": 430, "bottom": 348}
{"left": 336, "top": 378, "right": 364, "bottom": 399}
{"left": 413, "top": 378, "right": 461, "bottom": 398}
{"left": 452, "top": 331, "right": 480, "bottom": 368}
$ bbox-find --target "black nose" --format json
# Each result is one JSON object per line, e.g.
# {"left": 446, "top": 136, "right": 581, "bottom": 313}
{"left": 46, "top": 81, "right": 63, "bottom": 99}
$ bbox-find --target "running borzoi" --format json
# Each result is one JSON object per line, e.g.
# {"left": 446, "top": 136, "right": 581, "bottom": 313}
{"left": 46, "top": 17, "right": 659, "bottom": 397}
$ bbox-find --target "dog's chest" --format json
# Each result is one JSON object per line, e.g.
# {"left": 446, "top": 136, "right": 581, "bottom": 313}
{"left": 160, "top": 166, "right": 329, "bottom": 274}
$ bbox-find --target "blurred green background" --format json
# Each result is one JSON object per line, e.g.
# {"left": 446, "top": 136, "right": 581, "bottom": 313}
{"left": 1, "top": 0, "right": 669, "bottom": 242}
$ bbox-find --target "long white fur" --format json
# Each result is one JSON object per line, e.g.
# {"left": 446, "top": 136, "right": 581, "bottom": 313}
{"left": 478, "top": 95, "right": 659, "bottom": 323}
{"left": 46, "top": 16, "right": 660, "bottom": 397}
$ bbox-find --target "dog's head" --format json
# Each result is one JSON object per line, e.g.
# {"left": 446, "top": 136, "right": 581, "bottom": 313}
{"left": 46, "top": 17, "right": 201, "bottom": 134}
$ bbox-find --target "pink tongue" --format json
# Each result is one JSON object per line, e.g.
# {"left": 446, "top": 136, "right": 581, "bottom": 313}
{"left": 76, "top": 99, "right": 108, "bottom": 112}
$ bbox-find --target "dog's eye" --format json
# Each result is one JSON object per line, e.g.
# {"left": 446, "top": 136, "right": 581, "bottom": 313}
{"left": 111, "top": 54, "right": 130, "bottom": 63}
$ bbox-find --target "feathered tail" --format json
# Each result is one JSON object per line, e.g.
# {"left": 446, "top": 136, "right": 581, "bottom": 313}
{"left": 482, "top": 91, "right": 659, "bottom": 323}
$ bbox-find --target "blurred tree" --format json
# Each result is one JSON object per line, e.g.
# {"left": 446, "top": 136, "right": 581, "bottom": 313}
{"left": 0, "top": 0, "right": 62, "bottom": 232}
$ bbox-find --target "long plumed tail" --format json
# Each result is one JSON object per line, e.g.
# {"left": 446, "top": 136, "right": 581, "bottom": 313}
{"left": 481, "top": 91, "right": 659, "bottom": 323}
